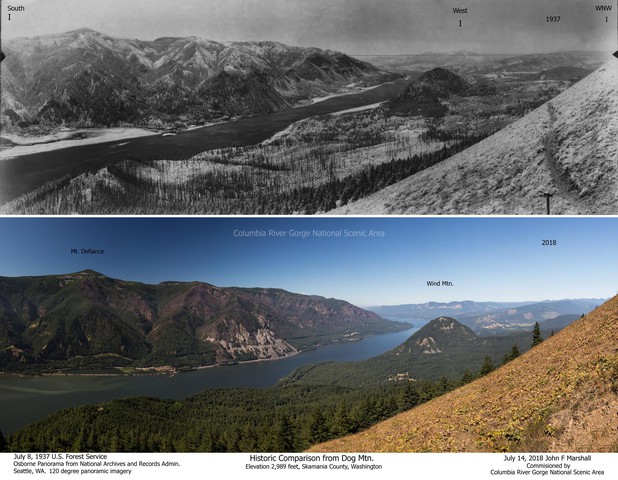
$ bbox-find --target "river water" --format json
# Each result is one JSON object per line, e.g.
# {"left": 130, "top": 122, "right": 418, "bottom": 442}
{"left": 0, "top": 79, "right": 412, "bottom": 204}
{"left": 0, "top": 324, "right": 421, "bottom": 434}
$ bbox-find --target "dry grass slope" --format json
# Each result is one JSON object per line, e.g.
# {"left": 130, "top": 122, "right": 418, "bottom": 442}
{"left": 332, "top": 60, "right": 618, "bottom": 214}
{"left": 309, "top": 295, "right": 618, "bottom": 452}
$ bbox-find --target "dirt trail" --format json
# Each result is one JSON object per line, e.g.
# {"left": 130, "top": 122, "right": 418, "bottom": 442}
{"left": 542, "top": 103, "right": 589, "bottom": 212}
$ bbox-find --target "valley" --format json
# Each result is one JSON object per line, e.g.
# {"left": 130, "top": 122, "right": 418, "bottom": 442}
{"left": 2, "top": 295, "right": 611, "bottom": 453}
{"left": 0, "top": 272, "right": 603, "bottom": 451}
{"left": 0, "top": 270, "right": 408, "bottom": 373}
{"left": 0, "top": 78, "right": 411, "bottom": 207}
{"left": 1, "top": 214, "right": 611, "bottom": 452}
{"left": 0, "top": 28, "right": 611, "bottom": 214}
{"left": 369, "top": 299, "right": 602, "bottom": 334}
{"left": 0, "top": 326, "right": 418, "bottom": 435}
{"left": 1, "top": 29, "right": 391, "bottom": 132}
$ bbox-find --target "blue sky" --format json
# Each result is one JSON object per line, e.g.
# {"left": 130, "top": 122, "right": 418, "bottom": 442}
{"left": 0, "top": 217, "right": 616, "bottom": 307}
{"left": 3, "top": 0, "right": 615, "bottom": 55}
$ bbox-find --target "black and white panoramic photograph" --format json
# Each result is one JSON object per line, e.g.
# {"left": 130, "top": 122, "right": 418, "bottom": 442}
{"left": 0, "top": 0, "right": 616, "bottom": 215}
{"left": 0, "top": 217, "right": 617, "bottom": 455}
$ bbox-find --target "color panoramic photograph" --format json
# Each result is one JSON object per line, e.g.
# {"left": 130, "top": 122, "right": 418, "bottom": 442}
{"left": 1, "top": 0, "right": 616, "bottom": 214}
{"left": 0, "top": 217, "right": 617, "bottom": 453}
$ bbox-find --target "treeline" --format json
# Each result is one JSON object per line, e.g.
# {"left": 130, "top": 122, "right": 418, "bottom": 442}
{"left": 1, "top": 344, "right": 524, "bottom": 453}
{"left": 5, "top": 383, "right": 446, "bottom": 453}
{"left": 4, "top": 369, "right": 488, "bottom": 453}
{"left": 275, "top": 132, "right": 490, "bottom": 214}
{"left": 2, "top": 129, "right": 490, "bottom": 215}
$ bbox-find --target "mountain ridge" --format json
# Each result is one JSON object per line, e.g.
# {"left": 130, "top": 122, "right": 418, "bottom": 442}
{"left": 369, "top": 299, "right": 600, "bottom": 334}
{"left": 1, "top": 28, "right": 388, "bottom": 130}
{"left": 0, "top": 270, "right": 406, "bottom": 372}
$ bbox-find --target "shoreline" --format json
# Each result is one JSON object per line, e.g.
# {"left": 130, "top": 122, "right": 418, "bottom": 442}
{"left": 0, "top": 127, "right": 160, "bottom": 160}
{"left": 0, "top": 121, "right": 235, "bottom": 161}
{"left": 295, "top": 81, "right": 395, "bottom": 107}
{"left": 0, "top": 81, "right": 397, "bottom": 161}
{"left": 0, "top": 333, "right": 395, "bottom": 378}
{"left": 0, "top": 349, "right": 305, "bottom": 378}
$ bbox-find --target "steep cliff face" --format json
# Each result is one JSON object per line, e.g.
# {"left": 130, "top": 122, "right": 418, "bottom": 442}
{"left": 0, "top": 271, "right": 405, "bottom": 370}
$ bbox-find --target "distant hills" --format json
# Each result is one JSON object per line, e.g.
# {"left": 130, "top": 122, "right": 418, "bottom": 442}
{"left": 333, "top": 60, "right": 618, "bottom": 214}
{"left": 456, "top": 300, "right": 599, "bottom": 334}
{"left": 0, "top": 28, "right": 386, "bottom": 130}
{"left": 370, "top": 300, "right": 530, "bottom": 321}
{"left": 363, "top": 51, "right": 607, "bottom": 76}
{"left": 310, "top": 295, "right": 618, "bottom": 452}
{"left": 370, "top": 299, "right": 601, "bottom": 334}
{"left": 0, "top": 270, "right": 405, "bottom": 372}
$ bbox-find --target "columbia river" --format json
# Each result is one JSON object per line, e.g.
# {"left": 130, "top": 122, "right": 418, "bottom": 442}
{"left": 0, "top": 79, "right": 412, "bottom": 204}
{"left": 0, "top": 323, "right": 421, "bottom": 434}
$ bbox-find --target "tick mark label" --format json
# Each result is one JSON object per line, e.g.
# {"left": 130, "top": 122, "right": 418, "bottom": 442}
{"left": 7, "top": 4, "right": 25, "bottom": 20}
{"left": 427, "top": 280, "right": 454, "bottom": 287}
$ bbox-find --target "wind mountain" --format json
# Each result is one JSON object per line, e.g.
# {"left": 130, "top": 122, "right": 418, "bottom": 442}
{"left": 283, "top": 316, "right": 545, "bottom": 385}
{"left": 0, "top": 270, "right": 405, "bottom": 371}
{"left": 1, "top": 28, "right": 386, "bottom": 129}
{"left": 383, "top": 67, "right": 472, "bottom": 117}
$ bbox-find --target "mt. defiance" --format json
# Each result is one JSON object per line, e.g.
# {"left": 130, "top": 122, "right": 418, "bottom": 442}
{"left": 1, "top": 28, "right": 387, "bottom": 129}
{"left": 310, "top": 295, "right": 618, "bottom": 452}
{"left": 0, "top": 270, "right": 405, "bottom": 372}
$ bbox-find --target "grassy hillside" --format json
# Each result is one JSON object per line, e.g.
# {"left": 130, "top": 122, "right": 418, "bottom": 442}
{"left": 309, "top": 295, "right": 618, "bottom": 452}
{"left": 333, "top": 60, "right": 618, "bottom": 214}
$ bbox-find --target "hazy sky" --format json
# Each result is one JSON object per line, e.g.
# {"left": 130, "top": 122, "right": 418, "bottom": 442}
{"left": 2, "top": 0, "right": 615, "bottom": 54}
{"left": 0, "top": 218, "right": 616, "bottom": 307}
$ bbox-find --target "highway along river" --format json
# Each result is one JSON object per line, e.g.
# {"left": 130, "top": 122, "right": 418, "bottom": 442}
{"left": 0, "top": 79, "right": 411, "bottom": 205}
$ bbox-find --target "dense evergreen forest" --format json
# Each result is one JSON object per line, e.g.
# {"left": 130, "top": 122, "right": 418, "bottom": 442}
{"left": 0, "top": 321, "right": 543, "bottom": 453}
{"left": 2, "top": 382, "right": 449, "bottom": 453}
{"left": 2, "top": 354, "right": 515, "bottom": 453}
{"left": 4, "top": 130, "right": 490, "bottom": 215}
